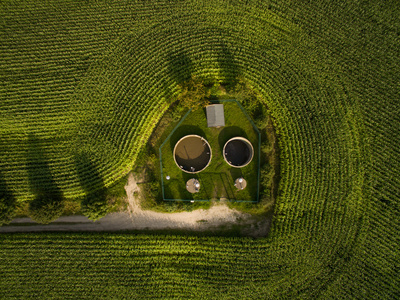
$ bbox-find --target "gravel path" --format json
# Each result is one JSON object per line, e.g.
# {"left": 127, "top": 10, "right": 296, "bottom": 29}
{"left": 0, "top": 173, "right": 270, "bottom": 237}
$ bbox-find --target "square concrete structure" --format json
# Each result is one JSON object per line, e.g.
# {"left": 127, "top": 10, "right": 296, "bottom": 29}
{"left": 206, "top": 104, "right": 225, "bottom": 127}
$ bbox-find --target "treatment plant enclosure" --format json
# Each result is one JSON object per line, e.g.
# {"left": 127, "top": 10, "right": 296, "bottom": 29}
{"left": 159, "top": 100, "right": 260, "bottom": 202}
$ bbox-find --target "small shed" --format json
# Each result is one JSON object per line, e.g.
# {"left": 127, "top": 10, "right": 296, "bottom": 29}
{"left": 206, "top": 104, "right": 225, "bottom": 128}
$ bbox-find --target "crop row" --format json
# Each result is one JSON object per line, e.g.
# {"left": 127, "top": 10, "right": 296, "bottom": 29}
{"left": 0, "top": 231, "right": 396, "bottom": 299}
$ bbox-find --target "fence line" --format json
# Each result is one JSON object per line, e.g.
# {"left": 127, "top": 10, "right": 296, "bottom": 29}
{"left": 159, "top": 99, "right": 260, "bottom": 202}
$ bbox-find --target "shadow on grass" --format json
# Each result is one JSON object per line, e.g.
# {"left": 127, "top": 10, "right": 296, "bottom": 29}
{"left": 167, "top": 50, "right": 193, "bottom": 85}
{"left": 26, "top": 134, "right": 63, "bottom": 199}
{"left": 75, "top": 154, "right": 105, "bottom": 192}
{"left": 197, "top": 173, "right": 218, "bottom": 199}
{"left": 229, "top": 168, "right": 243, "bottom": 181}
{"left": 0, "top": 172, "right": 16, "bottom": 225}
{"left": 26, "top": 134, "right": 64, "bottom": 223}
{"left": 163, "top": 178, "right": 194, "bottom": 201}
{"left": 75, "top": 153, "right": 108, "bottom": 221}
{"left": 219, "top": 173, "right": 235, "bottom": 199}
{"left": 217, "top": 43, "right": 240, "bottom": 89}
{"left": 169, "top": 125, "right": 206, "bottom": 152}
{"left": 218, "top": 126, "right": 248, "bottom": 151}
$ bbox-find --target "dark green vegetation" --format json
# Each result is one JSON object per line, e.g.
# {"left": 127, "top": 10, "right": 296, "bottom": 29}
{"left": 0, "top": 173, "right": 16, "bottom": 225}
{"left": 177, "top": 76, "right": 211, "bottom": 111}
{"left": 25, "top": 134, "right": 65, "bottom": 224}
{"left": 160, "top": 100, "right": 260, "bottom": 202}
{"left": 0, "top": 0, "right": 399, "bottom": 298}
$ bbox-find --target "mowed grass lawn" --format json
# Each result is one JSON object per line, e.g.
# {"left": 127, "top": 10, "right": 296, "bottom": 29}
{"left": 160, "top": 100, "right": 259, "bottom": 201}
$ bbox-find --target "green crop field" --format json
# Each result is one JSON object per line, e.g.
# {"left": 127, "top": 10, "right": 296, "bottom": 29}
{"left": 0, "top": 0, "right": 399, "bottom": 298}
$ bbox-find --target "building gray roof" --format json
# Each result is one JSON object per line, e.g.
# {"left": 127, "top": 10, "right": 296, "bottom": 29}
{"left": 206, "top": 104, "right": 225, "bottom": 127}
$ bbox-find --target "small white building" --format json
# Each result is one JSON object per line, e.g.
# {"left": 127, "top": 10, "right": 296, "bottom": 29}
{"left": 206, "top": 104, "right": 225, "bottom": 128}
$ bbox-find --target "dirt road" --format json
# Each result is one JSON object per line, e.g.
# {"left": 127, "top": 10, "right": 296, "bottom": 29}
{"left": 0, "top": 173, "right": 270, "bottom": 237}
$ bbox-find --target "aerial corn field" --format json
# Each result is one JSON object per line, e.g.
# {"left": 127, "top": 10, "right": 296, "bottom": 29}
{"left": 0, "top": 0, "right": 399, "bottom": 298}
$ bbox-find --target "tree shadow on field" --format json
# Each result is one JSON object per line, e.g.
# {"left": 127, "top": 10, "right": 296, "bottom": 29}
{"left": 26, "top": 134, "right": 64, "bottom": 223}
{"left": 218, "top": 126, "right": 248, "bottom": 151}
{"left": 0, "top": 172, "right": 16, "bottom": 226}
{"left": 217, "top": 43, "right": 240, "bottom": 89}
{"left": 167, "top": 50, "right": 193, "bottom": 85}
{"left": 75, "top": 153, "right": 108, "bottom": 221}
